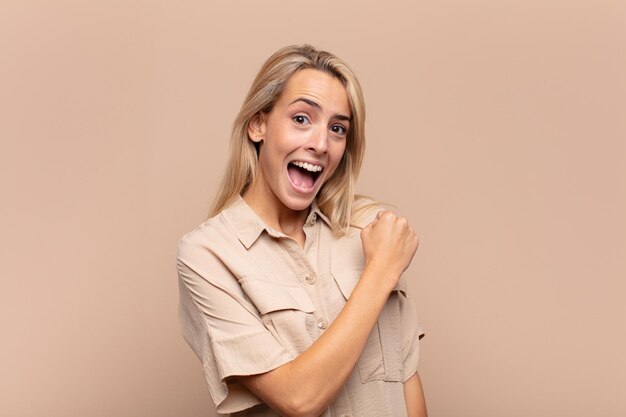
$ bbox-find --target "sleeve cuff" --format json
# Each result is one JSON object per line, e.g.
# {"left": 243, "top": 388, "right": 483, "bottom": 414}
{"left": 204, "top": 328, "right": 294, "bottom": 414}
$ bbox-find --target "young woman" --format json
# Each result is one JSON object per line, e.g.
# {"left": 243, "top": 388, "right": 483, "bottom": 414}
{"left": 177, "top": 45, "right": 426, "bottom": 417}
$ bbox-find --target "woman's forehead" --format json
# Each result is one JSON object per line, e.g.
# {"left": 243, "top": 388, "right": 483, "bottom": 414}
{"left": 278, "top": 69, "right": 351, "bottom": 116}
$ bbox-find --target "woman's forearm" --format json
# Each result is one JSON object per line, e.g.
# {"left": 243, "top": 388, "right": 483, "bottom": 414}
{"left": 404, "top": 371, "right": 428, "bottom": 417}
{"left": 236, "top": 264, "right": 398, "bottom": 417}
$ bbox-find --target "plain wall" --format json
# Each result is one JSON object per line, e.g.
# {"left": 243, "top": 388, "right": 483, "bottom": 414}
{"left": 1, "top": 1, "right": 625, "bottom": 416}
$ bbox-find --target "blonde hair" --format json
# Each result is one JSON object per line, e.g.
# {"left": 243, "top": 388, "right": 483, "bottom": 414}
{"left": 210, "top": 44, "right": 374, "bottom": 234}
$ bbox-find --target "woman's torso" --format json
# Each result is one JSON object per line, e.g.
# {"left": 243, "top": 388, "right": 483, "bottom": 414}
{"left": 177, "top": 196, "right": 422, "bottom": 416}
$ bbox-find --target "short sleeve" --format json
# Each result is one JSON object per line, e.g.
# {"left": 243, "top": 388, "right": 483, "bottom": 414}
{"left": 176, "top": 237, "right": 294, "bottom": 414}
{"left": 400, "top": 286, "right": 425, "bottom": 382}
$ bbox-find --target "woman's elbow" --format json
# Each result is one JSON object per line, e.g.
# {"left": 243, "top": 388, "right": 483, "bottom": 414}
{"left": 277, "top": 391, "right": 328, "bottom": 417}
{"left": 235, "top": 368, "right": 330, "bottom": 417}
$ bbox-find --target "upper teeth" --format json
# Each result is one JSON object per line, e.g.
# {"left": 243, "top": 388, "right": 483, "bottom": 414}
{"left": 292, "top": 161, "right": 323, "bottom": 172}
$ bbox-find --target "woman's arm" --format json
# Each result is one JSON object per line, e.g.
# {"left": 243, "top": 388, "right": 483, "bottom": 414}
{"left": 237, "top": 264, "right": 398, "bottom": 417}
{"left": 404, "top": 371, "right": 428, "bottom": 417}
{"left": 235, "top": 211, "right": 419, "bottom": 417}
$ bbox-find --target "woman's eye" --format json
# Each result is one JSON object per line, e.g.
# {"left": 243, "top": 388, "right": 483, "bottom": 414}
{"left": 331, "top": 125, "right": 347, "bottom": 135}
{"left": 293, "top": 115, "right": 309, "bottom": 125}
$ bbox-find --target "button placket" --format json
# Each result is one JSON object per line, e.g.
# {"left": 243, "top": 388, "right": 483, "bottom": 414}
{"left": 281, "top": 218, "right": 332, "bottom": 337}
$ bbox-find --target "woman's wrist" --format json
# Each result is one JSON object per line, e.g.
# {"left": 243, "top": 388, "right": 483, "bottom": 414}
{"left": 361, "top": 260, "right": 402, "bottom": 294}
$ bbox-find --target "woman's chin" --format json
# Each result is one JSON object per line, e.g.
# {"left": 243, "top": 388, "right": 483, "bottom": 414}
{"left": 281, "top": 194, "right": 315, "bottom": 211}
{"left": 280, "top": 187, "right": 318, "bottom": 211}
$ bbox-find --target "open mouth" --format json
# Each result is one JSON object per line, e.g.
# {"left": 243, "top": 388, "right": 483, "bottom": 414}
{"left": 287, "top": 161, "right": 323, "bottom": 191}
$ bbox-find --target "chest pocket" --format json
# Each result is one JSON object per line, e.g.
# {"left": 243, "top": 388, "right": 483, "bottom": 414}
{"left": 240, "top": 277, "right": 317, "bottom": 354}
{"left": 331, "top": 268, "right": 406, "bottom": 383}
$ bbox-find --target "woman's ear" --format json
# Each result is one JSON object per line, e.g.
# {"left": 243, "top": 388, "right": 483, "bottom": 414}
{"left": 248, "top": 113, "right": 266, "bottom": 143}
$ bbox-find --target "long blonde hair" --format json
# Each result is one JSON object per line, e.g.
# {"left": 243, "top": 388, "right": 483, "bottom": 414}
{"left": 210, "top": 44, "right": 373, "bottom": 234}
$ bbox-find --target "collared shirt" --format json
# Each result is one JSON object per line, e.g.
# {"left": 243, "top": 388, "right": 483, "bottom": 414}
{"left": 176, "top": 195, "right": 424, "bottom": 416}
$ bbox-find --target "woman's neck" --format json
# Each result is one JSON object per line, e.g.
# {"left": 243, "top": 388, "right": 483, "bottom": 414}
{"left": 242, "top": 184, "right": 309, "bottom": 244}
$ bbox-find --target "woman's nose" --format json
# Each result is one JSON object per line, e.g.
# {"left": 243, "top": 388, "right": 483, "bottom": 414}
{"left": 307, "top": 127, "right": 329, "bottom": 154}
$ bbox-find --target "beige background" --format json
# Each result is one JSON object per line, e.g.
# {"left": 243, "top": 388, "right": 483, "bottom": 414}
{"left": 1, "top": 1, "right": 625, "bottom": 416}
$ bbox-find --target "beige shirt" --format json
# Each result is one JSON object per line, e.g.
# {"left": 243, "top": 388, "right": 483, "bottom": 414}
{"left": 177, "top": 195, "right": 424, "bottom": 417}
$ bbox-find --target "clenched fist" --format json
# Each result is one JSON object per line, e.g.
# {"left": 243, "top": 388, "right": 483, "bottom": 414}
{"left": 361, "top": 210, "right": 419, "bottom": 291}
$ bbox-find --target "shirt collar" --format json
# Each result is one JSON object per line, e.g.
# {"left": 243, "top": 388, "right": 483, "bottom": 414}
{"left": 221, "top": 195, "right": 330, "bottom": 249}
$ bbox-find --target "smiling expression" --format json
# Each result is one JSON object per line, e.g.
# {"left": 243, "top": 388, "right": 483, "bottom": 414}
{"left": 246, "top": 68, "right": 351, "bottom": 214}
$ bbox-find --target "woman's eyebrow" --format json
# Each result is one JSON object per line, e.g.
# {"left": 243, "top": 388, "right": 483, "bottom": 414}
{"left": 289, "top": 97, "right": 351, "bottom": 122}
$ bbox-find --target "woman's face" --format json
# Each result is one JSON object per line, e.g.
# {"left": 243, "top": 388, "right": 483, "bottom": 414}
{"left": 248, "top": 68, "right": 351, "bottom": 213}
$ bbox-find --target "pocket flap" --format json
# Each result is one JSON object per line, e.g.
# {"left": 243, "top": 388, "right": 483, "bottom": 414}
{"left": 332, "top": 269, "right": 407, "bottom": 300}
{"left": 240, "top": 279, "right": 315, "bottom": 315}
{"left": 392, "top": 276, "right": 408, "bottom": 295}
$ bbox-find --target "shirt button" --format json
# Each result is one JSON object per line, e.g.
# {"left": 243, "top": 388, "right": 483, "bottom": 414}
{"left": 317, "top": 318, "right": 328, "bottom": 330}
{"left": 305, "top": 274, "right": 316, "bottom": 285}
{"left": 306, "top": 213, "right": 317, "bottom": 227}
